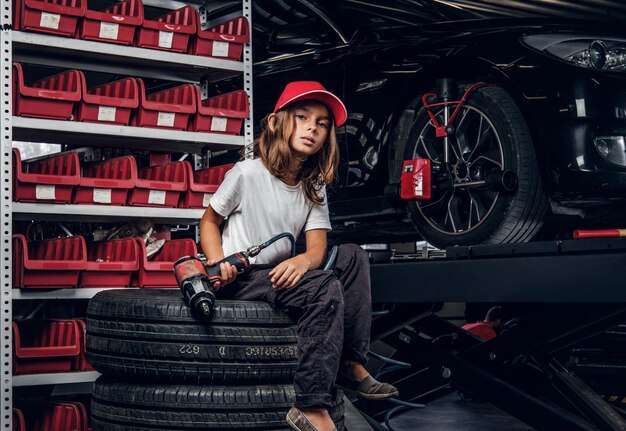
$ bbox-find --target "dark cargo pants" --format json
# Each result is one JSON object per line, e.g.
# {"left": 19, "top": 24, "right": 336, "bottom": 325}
{"left": 217, "top": 243, "right": 372, "bottom": 410}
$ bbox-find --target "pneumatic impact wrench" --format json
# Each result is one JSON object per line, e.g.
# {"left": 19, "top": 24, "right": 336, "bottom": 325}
{"left": 173, "top": 232, "right": 296, "bottom": 318}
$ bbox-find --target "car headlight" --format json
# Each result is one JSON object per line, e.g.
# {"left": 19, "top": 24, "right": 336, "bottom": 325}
{"left": 523, "top": 34, "right": 626, "bottom": 71}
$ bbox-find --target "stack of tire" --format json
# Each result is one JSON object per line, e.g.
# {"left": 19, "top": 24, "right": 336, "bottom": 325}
{"left": 86, "top": 289, "right": 345, "bottom": 430}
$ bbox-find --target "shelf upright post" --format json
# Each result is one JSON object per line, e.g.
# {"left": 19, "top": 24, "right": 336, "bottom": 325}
{"left": 242, "top": 0, "right": 254, "bottom": 159}
{"left": 0, "top": 4, "right": 12, "bottom": 428}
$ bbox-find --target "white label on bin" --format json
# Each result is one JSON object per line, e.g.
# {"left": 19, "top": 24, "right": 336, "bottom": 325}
{"left": 212, "top": 41, "right": 229, "bottom": 57}
{"left": 98, "top": 106, "right": 117, "bottom": 122}
{"left": 159, "top": 31, "right": 174, "bottom": 48}
{"left": 202, "top": 193, "right": 211, "bottom": 207}
{"left": 210, "top": 117, "right": 228, "bottom": 132}
{"left": 40, "top": 12, "right": 60, "bottom": 30}
{"left": 93, "top": 188, "right": 112, "bottom": 204}
{"left": 148, "top": 190, "right": 166, "bottom": 205}
{"left": 99, "top": 22, "right": 120, "bottom": 40}
{"left": 35, "top": 184, "right": 56, "bottom": 200}
{"left": 157, "top": 112, "right": 175, "bottom": 127}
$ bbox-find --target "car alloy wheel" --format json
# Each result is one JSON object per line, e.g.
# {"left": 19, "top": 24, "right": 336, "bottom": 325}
{"left": 405, "top": 86, "right": 548, "bottom": 248}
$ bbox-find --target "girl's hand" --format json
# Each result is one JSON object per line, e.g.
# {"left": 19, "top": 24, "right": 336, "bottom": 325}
{"left": 269, "top": 255, "right": 311, "bottom": 289}
{"left": 206, "top": 260, "right": 238, "bottom": 290}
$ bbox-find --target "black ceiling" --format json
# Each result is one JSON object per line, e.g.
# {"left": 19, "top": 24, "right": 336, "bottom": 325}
{"left": 428, "top": 0, "right": 626, "bottom": 20}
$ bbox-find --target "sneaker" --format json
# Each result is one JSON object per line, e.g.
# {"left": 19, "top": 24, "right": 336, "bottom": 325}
{"left": 335, "top": 373, "right": 399, "bottom": 400}
{"left": 286, "top": 407, "right": 337, "bottom": 431}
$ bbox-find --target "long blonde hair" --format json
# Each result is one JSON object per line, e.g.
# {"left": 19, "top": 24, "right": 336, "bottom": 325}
{"left": 252, "top": 103, "right": 340, "bottom": 205}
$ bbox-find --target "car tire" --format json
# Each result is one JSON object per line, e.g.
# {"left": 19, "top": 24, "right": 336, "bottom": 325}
{"left": 86, "top": 289, "right": 298, "bottom": 383}
{"left": 90, "top": 377, "right": 345, "bottom": 431}
{"left": 404, "top": 85, "right": 548, "bottom": 248}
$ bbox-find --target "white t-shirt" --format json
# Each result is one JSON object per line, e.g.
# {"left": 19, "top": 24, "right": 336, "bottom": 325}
{"left": 209, "top": 158, "right": 332, "bottom": 265}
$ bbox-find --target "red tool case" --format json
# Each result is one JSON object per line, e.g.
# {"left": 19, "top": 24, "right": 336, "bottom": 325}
{"left": 13, "top": 148, "right": 81, "bottom": 204}
{"left": 189, "top": 15, "right": 249, "bottom": 60}
{"left": 190, "top": 88, "right": 249, "bottom": 134}
{"left": 13, "top": 63, "right": 82, "bottom": 120}
{"left": 136, "top": 5, "right": 197, "bottom": 53}
{"left": 73, "top": 155, "right": 138, "bottom": 205}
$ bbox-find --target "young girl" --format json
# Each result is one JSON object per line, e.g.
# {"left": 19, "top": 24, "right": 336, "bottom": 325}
{"left": 199, "top": 81, "right": 398, "bottom": 431}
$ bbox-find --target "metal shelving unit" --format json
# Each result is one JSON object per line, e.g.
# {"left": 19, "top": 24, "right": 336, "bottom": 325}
{"left": 13, "top": 288, "right": 138, "bottom": 300}
{"left": 13, "top": 202, "right": 206, "bottom": 223}
{"left": 12, "top": 31, "right": 243, "bottom": 82}
{"left": 13, "top": 371, "right": 101, "bottom": 387}
{"left": 13, "top": 117, "right": 244, "bottom": 153}
{"left": 1, "top": 1, "right": 253, "bottom": 427}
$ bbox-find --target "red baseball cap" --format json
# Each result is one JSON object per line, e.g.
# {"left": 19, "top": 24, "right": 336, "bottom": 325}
{"left": 273, "top": 81, "right": 347, "bottom": 127}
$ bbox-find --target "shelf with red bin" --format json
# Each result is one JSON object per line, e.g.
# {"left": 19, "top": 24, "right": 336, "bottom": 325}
{"left": 13, "top": 202, "right": 205, "bottom": 224}
{"left": 12, "top": 116, "right": 244, "bottom": 154}
{"left": 12, "top": 31, "right": 244, "bottom": 83}
{"left": 73, "top": 155, "right": 138, "bottom": 206}
{"left": 128, "top": 160, "right": 189, "bottom": 207}
{"left": 181, "top": 162, "right": 234, "bottom": 208}
{"left": 79, "top": 0, "right": 143, "bottom": 45}
{"left": 74, "top": 320, "right": 95, "bottom": 372}
{"left": 13, "top": 148, "right": 81, "bottom": 204}
{"left": 13, "top": 319, "right": 81, "bottom": 375}
{"left": 13, "top": 0, "right": 86, "bottom": 38}
{"left": 80, "top": 238, "right": 140, "bottom": 287}
{"left": 13, "top": 408, "right": 25, "bottom": 431}
{"left": 13, "top": 63, "right": 81, "bottom": 120}
{"left": 190, "top": 15, "right": 249, "bottom": 61}
{"left": 13, "top": 234, "right": 87, "bottom": 289}
{"left": 133, "top": 79, "right": 197, "bottom": 130}
{"left": 190, "top": 88, "right": 249, "bottom": 134}
{"left": 13, "top": 401, "right": 90, "bottom": 431}
{"left": 136, "top": 5, "right": 197, "bottom": 53}
{"left": 133, "top": 238, "right": 197, "bottom": 287}
{"left": 75, "top": 73, "right": 139, "bottom": 125}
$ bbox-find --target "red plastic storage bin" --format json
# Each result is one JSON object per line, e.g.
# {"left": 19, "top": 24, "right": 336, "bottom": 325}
{"left": 36, "top": 402, "right": 85, "bottom": 431}
{"left": 73, "top": 155, "right": 138, "bottom": 205}
{"left": 79, "top": 0, "right": 143, "bottom": 45}
{"left": 13, "top": 0, "right": 86, "bottom": 37}
{"left": 190, "top": 15, "right": 249, "bottom": 60}
{"left": 13, "top": 148, "right": 81, "bottom": 204}
{"left": 80, "top": 238, "right": 139, "bottom": 287}
{"left": 190, "top": 88, "right": 248, "bottom": 134}
{"left": 136, "top": 5, "right": 197, "bottom": 52}
{"left": 13, "top": 319, "right": 81, "bottom": 374}
{"left": 126, "top": 160, "right": 188, "bottom": 207}
{"left": 75, "top": 72, "right": 139, "bottom": 125}
{"left": 73, "top": 320, "right": 95, "bottom": 371}
{"left": 13, "top": 63, "right": 82, "bottom": 120}
{"left": 133, "top": 79, "right": 196, "bottom": 130}
{"left": 13, "top": 408, "right": 25, "bottom": 431}
{"left": 13, "top": 234, "right": 88, "bottom": 288}
{"left": 180, "top": 162, "right": 234, "bottom": 208}
{"left": 133, "top": 238, "right": 197, "bottom": 287}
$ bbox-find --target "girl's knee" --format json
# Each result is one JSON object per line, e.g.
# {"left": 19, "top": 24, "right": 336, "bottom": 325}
{"left": 340, "top": 243, "right": 369, "bottom": 265}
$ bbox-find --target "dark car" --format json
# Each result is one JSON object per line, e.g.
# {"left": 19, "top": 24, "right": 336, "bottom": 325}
{"left": 212, "top": 0, "right": 626, "bottom": 248}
